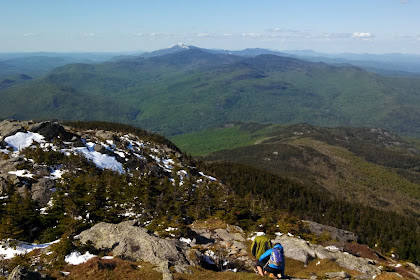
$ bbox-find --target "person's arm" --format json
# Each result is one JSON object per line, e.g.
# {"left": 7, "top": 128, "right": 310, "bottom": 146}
{"left": 259, "top": 248, "right": 272, "bottom": 262}
{"left": 251, "top": 240, "right": 257, "bottom": 256}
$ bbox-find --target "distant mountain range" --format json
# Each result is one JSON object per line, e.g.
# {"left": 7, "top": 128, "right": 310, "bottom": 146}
{"left": 0, "top": 45, "right": 419, "bottom": 137}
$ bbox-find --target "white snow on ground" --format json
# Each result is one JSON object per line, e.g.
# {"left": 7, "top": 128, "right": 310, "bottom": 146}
{"left": 5, "top": 132, "right": 45, "bottom": 151}
{"left": 68, "top": 146, "right": 124, "bottom": 173}
{"left": 0, "top": 148, "right": 10, "bottom": 154}
{"left": 49, "top": 167, "right": 65, "bottom": 179}
{"left": 8, "top": 170, "right": 34, "bottom": 178}
{"left": 101, "top": 256, "right": 114, "bottom": 260}
{"left": 177, "top": 170, "right": 188, "bottom": 186}
{"left": 65, "top": 251, "right": 97, "bottom": 265}
{"left": 40, "top": 198, "right": 55, "bottom": 214}
{"left": 179, "top": 237, "right": 192, "bottom": 244}
{"left": 199, "top": 171, "right": 216, "bottom": 181}
{"left": 165, "top": 227, "right": 178, "bottom": 232}
{"left": 325, "top": 245, "right": 340, "bottom": 251}
{"left": 114, "top": 151, "right": 126, "bottom": 158}
{"left": 0, "top": 239, "right": 59, "bottom": 259}
{"left": 161, "top": 158, "right": 174, "bottom": 169}
{"left": 275, "top": 232, "right": 283, "bottom": 236}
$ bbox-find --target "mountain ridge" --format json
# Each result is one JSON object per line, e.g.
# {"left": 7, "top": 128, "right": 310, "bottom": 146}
{"left": 1, "top": 120, "right": 420, "bottom": 279}
{"left": 1, "top": 48, "right": 419, "bottom": 137}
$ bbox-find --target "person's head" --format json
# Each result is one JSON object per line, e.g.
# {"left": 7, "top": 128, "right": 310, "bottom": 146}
{"left": 257, "top": 225, "right": 266, "bottom": 234}
{"left": 274, "top": 242, "right": 282, "bottom": 247}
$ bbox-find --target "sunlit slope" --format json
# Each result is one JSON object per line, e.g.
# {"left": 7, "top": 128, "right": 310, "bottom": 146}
{"left": 174, "top": 123, "right": 420, "bottom": 217}
{"left": 0, "top": 50, "right": 419, "bottom": 136}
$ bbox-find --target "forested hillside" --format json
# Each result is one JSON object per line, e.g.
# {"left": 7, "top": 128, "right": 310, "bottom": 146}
{"left": 0, "top": 47, "right": 419, "bottom": 137}
{"left": 203, "top": 161, "right": 420, "bottom": 263}
{"left": 175, "top": 123, "right": 420, "bottom": 218}
{"left": 1, "top": 120, "right": 420, "bottom": 280}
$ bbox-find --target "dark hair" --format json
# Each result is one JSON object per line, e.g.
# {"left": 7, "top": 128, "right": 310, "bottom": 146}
{"left": 257, "top": 225, "right": 266, "bottom": 233}
{"left": 274, "top": 243, "right": 281, "bottom": 246}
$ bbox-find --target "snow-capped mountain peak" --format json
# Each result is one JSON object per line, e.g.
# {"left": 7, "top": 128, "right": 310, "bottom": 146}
{"left": 170, "top": 43, "right": 190, "bottom": 49}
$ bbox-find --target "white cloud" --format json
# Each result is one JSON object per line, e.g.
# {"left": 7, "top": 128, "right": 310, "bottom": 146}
{"left": 83, "top": 33, "right": 96, "bottom": 38}
{"left": 322, "top": 32, "right": 352, "bottom": 39}
{"left": 400, "top": 0, "right": 408, "bottom": 4}
{"left": 150, "top": 32, "right": 165, "bottom": 37}
{"left": 23, "top": 33, "right": 38, "bottom": 37}
{"left": 241, "top": 33, "right": 262, "bottom": 38}
{"left": 196, "top": 32, "right": 215, "bottom": 38}
{"left": 133, "top": 32, "right": 144, "bottom": 37}
{"left": 352, "top": 32, "right": 374, "bottom": 39}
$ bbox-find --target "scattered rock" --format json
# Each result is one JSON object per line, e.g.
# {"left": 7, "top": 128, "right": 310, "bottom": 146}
{"left": 31, "top": 178, "right": 55, "bottom": 207}
{"left": 0, "top": 177, "right": 8, "bottom": 195}
{"left": 29, "top": 121, "right": 75, "bottom": 141}
{"left": 93, "top": 143, "right": 107, "bottom": 153}
{"left": 7, "top": 265, "right": 51, "bottom": 280}
{"left": 325, "top": 271, "right": 350, "bottom": 279}
{"left": 0, "top": 120, "right": 25, "bottom": 139}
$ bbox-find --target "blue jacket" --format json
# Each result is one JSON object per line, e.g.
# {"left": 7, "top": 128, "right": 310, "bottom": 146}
{"left": 259, "top": 244, "right": 285, "bottom": 269}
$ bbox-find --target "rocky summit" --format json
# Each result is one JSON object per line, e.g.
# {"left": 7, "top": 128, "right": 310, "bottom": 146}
{"left": 0, "top": 120, "right": 420, "bottom": 279}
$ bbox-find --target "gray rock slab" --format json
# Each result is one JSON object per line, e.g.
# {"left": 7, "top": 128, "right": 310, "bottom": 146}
{"left": 76, "top": 221, "right": 191, "bottom": 277}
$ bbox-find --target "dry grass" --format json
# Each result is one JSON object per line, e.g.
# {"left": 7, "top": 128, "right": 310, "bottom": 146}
{"left": 375, "top": 272, "right": 407, "bottom": 280}
{"left": 190, "top": 219, "right": 228, "bottom": 230}
{"left": 50, "top": 258, "right": 162, "bottom": 280}
{"left": 174, "top": 266, "right": 261, "bottom": 280}
{"left": 285, "top": 258, "right": 359, "bottom": 279}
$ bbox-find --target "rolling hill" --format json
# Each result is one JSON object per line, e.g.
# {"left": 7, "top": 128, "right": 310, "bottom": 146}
{"left": 0, "top": 47, "right": 419, "bottom": 137}
{"left": 172, "top": 122, "right": 420, "bottom": 219}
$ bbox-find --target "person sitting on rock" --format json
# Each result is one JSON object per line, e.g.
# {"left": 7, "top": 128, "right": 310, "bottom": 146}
{"left": 257, "top": 243, "right": 285, "bottom": 279}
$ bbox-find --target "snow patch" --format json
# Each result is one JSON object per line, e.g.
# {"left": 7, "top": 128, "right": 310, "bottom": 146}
{"left": 68, "top": 147, "right": 124, "bottom": 173}
{"left": 325, "top": 245, "right": 340, "bottom": 252}
{"left": 5, "top": 132, "right": 45, "bottom": 151}
{"left": 180, "top": 237, "right": 192, "bottom": 244}
{"left": 8, "top": 170, "right": 34, "bottom": 178}
{"left": 0, "top": 239, "right": 59, "bottom": 259}
{"left": 49, "top": 167, "right": 65, "bottom": 179}
{"left": 199, "top": 171, "right": 216, "bottom": 181}
{"left": 65, "top": 251, "right": 96, "bottom": 265}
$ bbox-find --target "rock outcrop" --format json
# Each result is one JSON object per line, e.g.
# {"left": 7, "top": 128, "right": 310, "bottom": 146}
{"left": 7, "top": 265, "right": 51, "bottom": 280}
{"left": 303, "top": 220, "right": 358, "bottom": 243}
{"left": 273, "top": 235, "right": 380, "bottom": 276}
{"left": 76, "top": 221, "right": 192, "bottom": 280}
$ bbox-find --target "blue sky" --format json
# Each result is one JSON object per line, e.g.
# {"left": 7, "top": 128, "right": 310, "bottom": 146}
{"left": 1, "top": 0, "right": 419, "bottom": 53}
